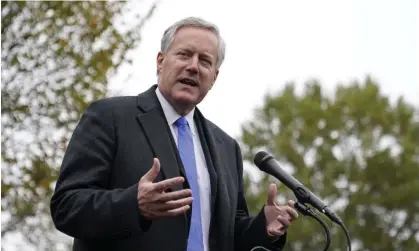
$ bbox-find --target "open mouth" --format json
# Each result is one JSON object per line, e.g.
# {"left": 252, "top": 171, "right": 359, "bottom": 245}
{"left": 179, "top": 78, "right": 199, "bottom": 87}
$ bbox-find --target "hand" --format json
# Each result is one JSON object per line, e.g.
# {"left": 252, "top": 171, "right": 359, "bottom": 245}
{"left": 137, "top": 158, "right": 193, "bottom": 220}
{"left": 264, "top": 183, "right": 299, "bottom": 238}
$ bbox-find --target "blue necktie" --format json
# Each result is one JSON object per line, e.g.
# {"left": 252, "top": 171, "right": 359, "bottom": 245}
{"left": 175, "top": 117, "right": 204, "bottom": 251}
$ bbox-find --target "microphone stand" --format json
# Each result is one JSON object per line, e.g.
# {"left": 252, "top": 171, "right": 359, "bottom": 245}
{"left": 294, "top": 201, "right": 331, "bottom": 251}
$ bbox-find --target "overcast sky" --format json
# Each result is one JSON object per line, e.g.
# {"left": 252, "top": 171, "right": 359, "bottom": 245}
{"left": 111, "top": 0, "right": 418, "bottom": 140}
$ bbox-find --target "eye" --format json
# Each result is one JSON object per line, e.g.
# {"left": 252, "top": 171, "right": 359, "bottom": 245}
{"left": 202, "top": 59, "right": 213, "bottom": 67}
{"left": 177, "top": 50, "right": 189, "bottom": 57}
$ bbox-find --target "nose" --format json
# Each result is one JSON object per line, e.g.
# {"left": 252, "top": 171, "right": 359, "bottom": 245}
{"left": 186, "top": 55, "right": 199, "bottom": 74}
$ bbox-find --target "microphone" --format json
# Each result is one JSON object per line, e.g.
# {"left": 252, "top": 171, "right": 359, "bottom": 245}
{"left": 254, "top": 150, "right": 343, "bottom": 225}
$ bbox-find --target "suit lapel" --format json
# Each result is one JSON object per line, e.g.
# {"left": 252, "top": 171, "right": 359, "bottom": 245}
{"left": 194, "top": 114, "right": 218, "bottom": 214}
{"left": 195, "top": 109, "right": 232, "bottom": 250}
{"left": 136, "top": 85, "right": 184, "bottom": 192}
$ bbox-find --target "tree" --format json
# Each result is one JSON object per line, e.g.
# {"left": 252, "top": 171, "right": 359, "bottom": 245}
{"left": 1, "top": 1, "right": 157, "bottom": 250}
{"left": 240, "top": 77, "right": 419, "bottom": 251}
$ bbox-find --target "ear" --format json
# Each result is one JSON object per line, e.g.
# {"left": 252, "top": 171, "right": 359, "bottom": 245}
{"left": 210, "top": 70, "right": 219, "bottom": 89}
{"left": 156, "top": 52, "right": 164, "bottom": 74}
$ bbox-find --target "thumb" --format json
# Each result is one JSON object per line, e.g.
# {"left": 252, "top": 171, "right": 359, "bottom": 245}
{"left": 267, "top": 183, "right": 277, "bottom": 206}
{"left": 143, "top": 158, "right": 160, "bottom": 182}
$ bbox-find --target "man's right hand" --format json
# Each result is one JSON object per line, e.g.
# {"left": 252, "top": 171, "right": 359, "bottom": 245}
{"left": 137, "top": 158, "right": 192, "bottom": 220}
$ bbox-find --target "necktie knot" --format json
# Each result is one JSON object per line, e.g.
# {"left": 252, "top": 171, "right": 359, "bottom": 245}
{"left": 175, "top": 116, "right": 188, "bottom": 127}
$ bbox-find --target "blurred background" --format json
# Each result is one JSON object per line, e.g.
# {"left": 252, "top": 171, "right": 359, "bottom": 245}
{"left": 1, "top": 0, "right": 418, "bottom": 250}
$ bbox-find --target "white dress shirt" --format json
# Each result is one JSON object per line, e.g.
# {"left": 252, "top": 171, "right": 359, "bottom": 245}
{"left": 155, "top": 87, "right": 211, "bottom": 251}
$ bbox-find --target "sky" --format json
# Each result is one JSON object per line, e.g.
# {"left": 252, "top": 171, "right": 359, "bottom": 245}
{"left": 111, "top": 0, "right": 418, "bottom": 141}
{"left": 3, "top": 0, "right": 418, "bottom": 250}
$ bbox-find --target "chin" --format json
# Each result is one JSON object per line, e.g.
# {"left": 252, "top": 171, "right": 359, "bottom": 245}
{"left": 172, "top": 88, "right": 196, "bottom": 99}
{"left": 173, "top": 93, "right": 201, "bottom": 108}
{"left": 175, "top": 95, "right": 197, "bottom": 105}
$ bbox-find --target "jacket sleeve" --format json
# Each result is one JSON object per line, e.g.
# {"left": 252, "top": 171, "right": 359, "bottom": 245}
{"left": 50, "top": 99, "right": 150, "bottom": 240}
{"left": 233, "top": 141, "right": 287, "bottom": 251}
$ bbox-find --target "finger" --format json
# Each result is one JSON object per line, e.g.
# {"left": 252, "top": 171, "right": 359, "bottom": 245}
{"left": 157, "top": 189, "right": 192, "bottom": 202}
{"left": 153, "top": 176, "right": 185, "bottom": 192}
{"left": 288, "top": 200, "right": 295, "bottom": 208}
{"left": 153, "top": 197, "right": 193, "bottom": 211}
{"left": 284, "top": 205, "right": 299, "bottom": 220}
{"left": 267, "top": 183, "right": 277, "bottom": 206}
{"left": 268, "top": 227, "right": 285, "bottom": 237}
{"left": 162, "top": 205, "right": 191, "bottom": 217}
{"left": 142, "top": 203, "right": 191, "bottom": 220}
{"left": 277, "top": 215, "right": 291, "bottom": 227}
{"left": 142, "top": 158, "right": 161, "bottom": 182}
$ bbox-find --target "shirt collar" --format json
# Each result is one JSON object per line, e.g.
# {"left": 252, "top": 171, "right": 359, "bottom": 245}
{"left": 155, "top": 86, "right": 196, "bottom": 135}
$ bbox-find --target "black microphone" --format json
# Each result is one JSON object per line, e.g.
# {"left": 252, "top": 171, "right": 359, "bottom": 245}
{"left": 254, "top": 150, "right": 343, "bottom": 225}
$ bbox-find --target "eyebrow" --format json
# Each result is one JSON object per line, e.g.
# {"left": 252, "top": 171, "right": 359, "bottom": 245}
{"left": 178, "top": 48, "right": 215, "bottom": 61}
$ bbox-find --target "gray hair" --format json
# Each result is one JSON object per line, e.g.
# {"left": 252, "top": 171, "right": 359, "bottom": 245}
{"left": 160, "top": 16, "right": 226, "bottom": 70}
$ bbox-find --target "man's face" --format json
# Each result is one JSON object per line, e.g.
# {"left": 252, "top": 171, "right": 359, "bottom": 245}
{"left": 157, "top": 26, "right": 219, "bottom": 113}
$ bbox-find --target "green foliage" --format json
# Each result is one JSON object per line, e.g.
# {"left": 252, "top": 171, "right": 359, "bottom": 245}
{"left": 240, "top": 76, "right": 419, "bottom": 251}
{"left": 1, "top": 1, "right": 157, "bottom": 249}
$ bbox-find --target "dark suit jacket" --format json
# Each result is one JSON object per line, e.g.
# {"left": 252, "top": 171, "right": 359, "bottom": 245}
{"left": 50, "top": 85, "right": 286, "bottom": 251}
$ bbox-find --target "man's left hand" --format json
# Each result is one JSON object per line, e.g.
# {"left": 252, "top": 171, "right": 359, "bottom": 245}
{"left": 264, "top": 183, "right": 299, "bottom": 238}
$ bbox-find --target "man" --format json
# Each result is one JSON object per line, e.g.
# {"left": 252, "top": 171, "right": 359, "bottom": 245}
{"left": 50, "top": 17, "right": 298, "bottom": 251}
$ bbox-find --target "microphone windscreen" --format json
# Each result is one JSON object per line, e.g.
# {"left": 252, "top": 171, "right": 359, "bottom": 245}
{"left": 254, "top": 151, "right": 271, "bottom": 167}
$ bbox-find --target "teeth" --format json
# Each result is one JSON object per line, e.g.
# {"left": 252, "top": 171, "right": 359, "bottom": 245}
{"left": 181, "top": 79, "right": 197, "bottom": 86}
